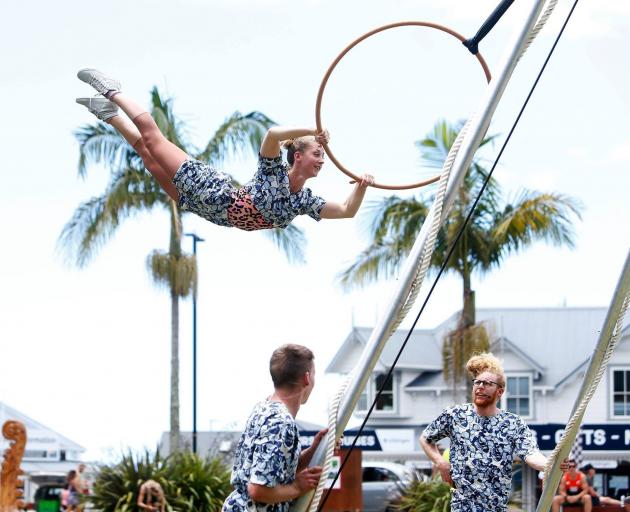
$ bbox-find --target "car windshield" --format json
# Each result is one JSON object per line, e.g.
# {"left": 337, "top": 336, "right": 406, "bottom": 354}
{"left": 363, "top": 467, "right": 400, "bottom": 482}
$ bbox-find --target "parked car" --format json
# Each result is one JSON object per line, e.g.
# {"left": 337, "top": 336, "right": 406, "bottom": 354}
{"left": 362, "top": 461, "right": 415, "bottom": 512}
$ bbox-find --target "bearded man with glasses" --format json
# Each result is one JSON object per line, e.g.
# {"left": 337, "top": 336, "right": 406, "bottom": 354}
{"left": 420, "top": 352, "right": 567, "bottom": 511}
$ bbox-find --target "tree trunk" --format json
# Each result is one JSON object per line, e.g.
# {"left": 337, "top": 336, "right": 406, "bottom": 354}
{"left": 169, "top": 290, "right": 180, "bottom": 452}
{"left": 168, "top": 200, "right": 182, "bottom": 453}
{"left": 462, "top": 266, "right": 476, "bottom": 400}
{"left": 462, "top": 269, "right": 476, "bottom": 329}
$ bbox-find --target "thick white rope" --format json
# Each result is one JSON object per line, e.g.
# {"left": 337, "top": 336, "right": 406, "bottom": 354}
{"left": 307, "top": 3, "right": 562, "bottom": 510}
{"left": 307, "top": 375, "right": 351, "bottom": 512}
{"left": 521, "top": 0, "right": 559, "bottom": 59}
{"left": 543, "top": 293, "right": 630, "bottom": 481}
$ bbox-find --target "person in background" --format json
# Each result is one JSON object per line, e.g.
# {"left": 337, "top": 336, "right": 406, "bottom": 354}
{"left": 137, "top": 480, "right": 166, "bottom": 512}
{"left": 64, "top": 470, "right": 81, "bottom": 512}
{"left": 581, "top": 464, "right": 621, "bottom": 507}
{"left": 551, "top": 459, "right": 591, "bottom": 512}
{"left": 76, "top": 463, "right": 89, "bottom": 495}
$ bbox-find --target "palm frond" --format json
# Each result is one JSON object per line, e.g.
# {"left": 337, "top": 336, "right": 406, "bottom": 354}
{"left": 75, "top": 123, "right": 138, "bottom": 179}
{"left": 489, "top": 191, "right": 584, "bottom": 268}
{"left": 150, "top": 87, "right": 191, "bottom": 152}
{"left": 338, "top": 239, "right": 408, "bottom": 290}
{"left": 197, "top": 111, "right": 276, "bottom": 165}
{"left": 264, "top": 224, "right": 307, "bottom": 264}
{"left": 415, "top": 119, "right": 498, "bottom": 170}
{"left": 58, "top": 167, "right": 164, "bottom": 267}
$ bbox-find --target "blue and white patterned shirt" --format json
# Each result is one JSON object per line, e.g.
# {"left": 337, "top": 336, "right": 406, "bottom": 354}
{"left": 241, "top": 155, "right": 326, "bottom": 228}
{"left": 422, "top": 403, "right": 538, "bottom": 512}
{"left": 222, "top": 401, "right": 301, "bottom": 512}
{"left": 173, "top": 155, "right": 326, "bottom": 230}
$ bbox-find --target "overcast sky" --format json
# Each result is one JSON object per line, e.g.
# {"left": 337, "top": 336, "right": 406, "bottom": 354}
{"left": 1, "top": 0, "right": 628, "bottom": 461}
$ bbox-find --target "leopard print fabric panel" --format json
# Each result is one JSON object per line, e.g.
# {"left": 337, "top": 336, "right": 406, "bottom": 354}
{"left": 227, "top": 188, "right": 273, "bottom": 231}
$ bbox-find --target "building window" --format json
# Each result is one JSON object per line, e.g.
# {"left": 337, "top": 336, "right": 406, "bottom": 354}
{"left": 357, "top": 372, "right": 396, "bottom": 413}
{"left": 611, "top": 368, "right": 630, "bottom": 417}
{"left": 504, "top": 375, "right": 531, "bottom": 417}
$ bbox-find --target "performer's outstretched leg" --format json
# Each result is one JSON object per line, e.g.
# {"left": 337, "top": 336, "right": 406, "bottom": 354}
{"left": 76, "top": 97, "right": 180, "bottom": 201}
{"left": 78, "top": 69, "right": 189, "bottom": 181}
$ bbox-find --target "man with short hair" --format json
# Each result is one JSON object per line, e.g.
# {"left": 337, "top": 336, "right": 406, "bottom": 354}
{"left": 222, "top": 344, "right": 327, "bottom": 512}
{"left": 581, "top": 464, "right": 621, "bottom": 507}
{"left": 420, "top": 352, "right": 564, "bottom": 512}
{"left": 551, "top": 460, "right": 592, "bottom": 512}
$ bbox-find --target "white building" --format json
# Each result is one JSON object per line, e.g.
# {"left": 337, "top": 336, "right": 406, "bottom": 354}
{"left": 326, "top": 307, "right": 630, "bottom": 512}
{"left": 0, "top": 402, "right": 86, "bottom": 504}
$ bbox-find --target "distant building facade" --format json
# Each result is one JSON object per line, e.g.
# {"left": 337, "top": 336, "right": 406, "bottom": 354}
{"left": 0, "top": 402, "right": 86, "bottom": 503}
{"left": 326, "top": 307, "right": 630, "bottom": 512}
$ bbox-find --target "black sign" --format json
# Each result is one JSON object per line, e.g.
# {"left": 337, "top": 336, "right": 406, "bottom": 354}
{"left": 530, "top": 424, "right": 630, "bottom": 451}
{"left": 300, "top": 429, "right": 382, "bottom": 451}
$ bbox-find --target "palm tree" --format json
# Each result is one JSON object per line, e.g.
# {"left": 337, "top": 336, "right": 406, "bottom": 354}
{"left": 59, "top": 87, "right": 300, "bottom": 451}
{"left": 340, "top": 119, "right": 583, "bottom": 398}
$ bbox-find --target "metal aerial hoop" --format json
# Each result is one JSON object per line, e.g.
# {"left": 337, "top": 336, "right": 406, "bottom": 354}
{"left": 315, "top": 21, "right": 492, "bottom": 191}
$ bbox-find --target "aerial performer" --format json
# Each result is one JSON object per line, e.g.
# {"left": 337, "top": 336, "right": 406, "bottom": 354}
{"left": 76, "top": 69, "right": 374, "bottom": 231}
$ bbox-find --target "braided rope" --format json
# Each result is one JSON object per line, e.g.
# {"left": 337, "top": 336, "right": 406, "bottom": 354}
{"left": 522, "top": 0, "right": 559, "bottom": 59}
{"left": 543, "top": 292, "right": 630, "bottom": 482}
{"left": 306, "top": 2, "right": 562, "bottom": 510}
{"left": 307, "top": 375, "right": 351, "bottom": 512}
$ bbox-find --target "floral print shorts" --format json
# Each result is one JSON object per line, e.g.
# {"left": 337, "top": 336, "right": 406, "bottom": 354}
{"left": 172, "top": 159, "right": 235, "bottom": 227}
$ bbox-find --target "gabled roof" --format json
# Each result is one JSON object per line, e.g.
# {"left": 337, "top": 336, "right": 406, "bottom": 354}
{"left": 475, "top": 307, "right": 610, "bottom": 387}
{"left": 327, "top": 307, "right": 626, "bottom": 390}
{"left": 0, "top": 402, "right": 84, "bottom": 452}
{"left": 494, "top": 336, "right": 545, "bottom": 377}
{"left": 326, "top": 326, "right": 442, "bottom": 374}
{"left": 406, "top": 370, "right": 442, "bottom": 388}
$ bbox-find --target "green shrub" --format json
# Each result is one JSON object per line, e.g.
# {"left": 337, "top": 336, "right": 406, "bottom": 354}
{"left": 396, "top": 479, "right": 452, "bottom": 512}
{"left": 167, "top": 452, "right": 232, "bottom": 511}
{"left": 90, "top": 451, "right": 186, "bottom": 512}
{"left": 89, "top": 451, "right": 231, "bottom": 512}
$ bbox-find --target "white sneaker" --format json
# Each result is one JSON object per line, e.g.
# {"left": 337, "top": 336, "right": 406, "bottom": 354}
{"left": 76, "top": 97, "right": 119, "bottom": 122}
{"left": 77, "top": 68, "right": 121, "bottom": 97}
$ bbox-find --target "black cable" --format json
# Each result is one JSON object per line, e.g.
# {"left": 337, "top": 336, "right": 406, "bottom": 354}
{"left": 316, "top": 0, "right": 580, "bottom": 509}
{"left": 464, "top": 0, "right": 516, "bottom": 55}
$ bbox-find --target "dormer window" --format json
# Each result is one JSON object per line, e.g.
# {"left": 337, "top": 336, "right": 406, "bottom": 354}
{"left": 357, "top": 372, "right": 397, "bottom": 414}
{"left": 502, "top": 374, "right": 532, "bottom": 418}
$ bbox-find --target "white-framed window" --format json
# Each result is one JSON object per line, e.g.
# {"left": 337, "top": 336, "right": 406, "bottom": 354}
{"left": 357, "top": 372, "right": 397, "bottom": 414}
{"left": 610, "top": 367, "right": 630, "bottom": 418}
{"left": 502, "top": 374, "right": 532, "bottom": 418}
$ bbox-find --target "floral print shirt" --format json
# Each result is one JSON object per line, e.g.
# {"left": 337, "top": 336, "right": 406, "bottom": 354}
{"left": 222, "top": 401, "right": 301, "bottom": 512}
{"left": 240, "top": 155, "right": 326, "bottom": 229}
{"left": 422, "top": 403, "right": 538, "bottom": 512}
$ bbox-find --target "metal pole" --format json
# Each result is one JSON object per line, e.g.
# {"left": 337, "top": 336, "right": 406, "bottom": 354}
{"left": 186, "top": 232, "right": 205, "bottom": 454}
{"left": 536, "top": 248, "right": 630, "bottom": 512}
{"left": 291, "top": 1, "right": 550, "bottom": 510}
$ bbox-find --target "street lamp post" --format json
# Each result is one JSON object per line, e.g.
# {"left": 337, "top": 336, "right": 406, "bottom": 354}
{"left": 185, "top": 232, "right": 204, "bottom": 454}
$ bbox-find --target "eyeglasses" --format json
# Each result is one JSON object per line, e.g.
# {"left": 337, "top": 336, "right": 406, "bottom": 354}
{"left": 568, "top": 464, "right": 577, "bottom": 468}
{"left": 472, "top": 379, "right": 503, "bottom": 389}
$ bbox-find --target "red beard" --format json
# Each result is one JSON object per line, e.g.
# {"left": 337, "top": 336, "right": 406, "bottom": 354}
{"left": 473, "top": 392, "right": 497, "bottom": 407}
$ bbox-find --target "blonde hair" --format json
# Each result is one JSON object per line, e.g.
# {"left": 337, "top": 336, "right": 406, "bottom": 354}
{"left": 281, "top": 136, "right": 317, "bottom": 166}
{"left": 466, "top": 352, "right": 505, "bottom": 387}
